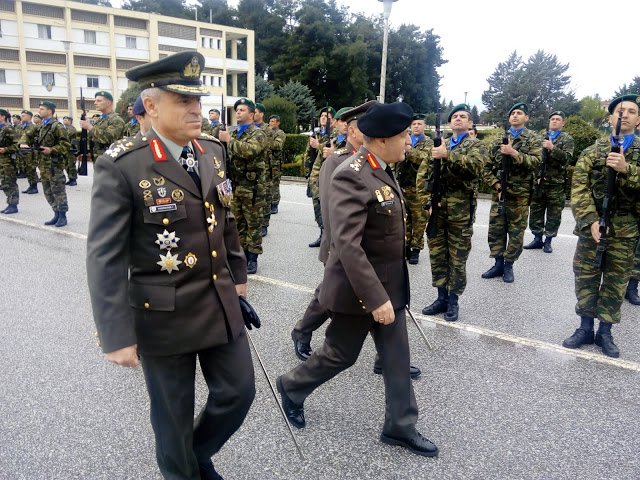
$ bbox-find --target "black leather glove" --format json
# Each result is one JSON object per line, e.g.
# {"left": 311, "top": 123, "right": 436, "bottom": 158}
{"left": 239, "top": 296, "right": 261, "bottom": 330}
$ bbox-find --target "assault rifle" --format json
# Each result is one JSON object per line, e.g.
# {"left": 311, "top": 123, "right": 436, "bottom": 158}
{"left": 536, "top": 133, "right": 549, "bottom": 196}
{"left": 78, "top": 88, "right": 89, "bottom": 176}
{"left": 593, "top": 107, "right": 623, "bottom": 267}
{"left": 305, "top": 108, "right": 317, "bottom": 197}
{"left": 497, "top": 121, "right": 510, "bottom": 217}
{"left": 425, "top": 108, "right": 442, "bottom": 239}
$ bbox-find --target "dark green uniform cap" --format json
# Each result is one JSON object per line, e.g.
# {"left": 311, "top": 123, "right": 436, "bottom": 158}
{"left": 413, "top": 113, "right": 427, "bottom": 121}
{"left": 255, "top": 103, "right": 266, "bottom": 113}
{"left": 210, "top": 108, "right": 220, "bottom": 114}
{"left": 447, "top": 104, "right": 471, "bottom": 122}
{"left": 125, "top": 51, "right": 209, "bottom": 97}
{"left": 95, "top": 91, "right": 114, "bottom": 102}
{"left": 63, "top": 116, "right": 73, "bottom": 121}
{"left": 0, "top": 109, "right": 9, "bottom": 118}
{"left": 340, "top": 100, "right": 377, "bottom": 123}
{"left": 549, "top": 110, "right": 566, "bottom": 119}
{"left": 319, "top": 106, "right": 336, "bottom": 118}
{"left": 22, "top": 110, "right": 33, "bottom": 116}
{"left": 40, "top": 101, "right": 56, "bottom": 110}
{"left": 335, "top": 107, "right": 353, "bottom": 119}
{"left": 509, "top": 102, "right": 529, "bottom": 116}
{"left": 608, "top": 94, "right": 640, "bottom": 114}
{"left": 268, "top": 115, "right": 280, "bottom": 121}
{"left": 234, "top": 98, "right": 256, "bottom": 111}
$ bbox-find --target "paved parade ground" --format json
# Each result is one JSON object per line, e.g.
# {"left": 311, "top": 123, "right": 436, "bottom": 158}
{"left": 1, "top": 172, "right": 639, "bottom": 480}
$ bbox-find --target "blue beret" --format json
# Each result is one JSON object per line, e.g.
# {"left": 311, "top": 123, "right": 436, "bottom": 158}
{"left": 132, "top": 96, "right": 145, "bottom": 116}
{"left": 358, "top": 102, "right": 413, "bottom": 139}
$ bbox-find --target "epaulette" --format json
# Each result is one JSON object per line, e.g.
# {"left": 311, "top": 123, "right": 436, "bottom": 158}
{"left": 103, "top": 135, "right": 148, "bottom": 162}
{"left": 335, "top": 148, "right": 349, "bottom": 155}
{"left": 197, "top": 133, "right": 223, "bottom": 146}
{"left": 349, "top": 154, "right": 365, "bottom": 172}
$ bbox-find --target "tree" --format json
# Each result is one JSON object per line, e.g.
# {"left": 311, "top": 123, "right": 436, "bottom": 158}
{"left": 123, "top": 0, "right": 191, "bottom": 19}
{"left": 471, "top": 105, "right": 480, "bottom": 124}
{"left": 74, "top": 0, "right": 113, "bottom": 6}
{"left": 115, "top": 83, "right": 142, "bottom": 117}
{"left": 564, "top": 115, "right": 600, "bottom": 158}
{"left": 277, "top": 80, "right": 315, "bottom": 129}
{"left": 614, "top": 76, "right": 640, "bottom": 97}
{"left": 255, "top": 76, "right": 275, "bottom": 103}
{"left": 196, "top": 0, "right": 238, "bottom": 26}
{"left": 579, "top": 96, "right": 608, "bottom": 128}
{"left": 261, "top": 95, "right": 297, "bottom": 133}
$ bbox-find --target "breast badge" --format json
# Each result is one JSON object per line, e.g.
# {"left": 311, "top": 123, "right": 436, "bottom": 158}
{"left": 184, "top": 252, "right": 198, "bottom": 269}
{"left": 153, "top": 177, "right": 165, "bottom": 186}
{"left": 216, "top": 179, "right": 233, "bottom": 207}
{"left": 381, "top": 185, "right": 394, "bottom": 200}
{"left": 155, "top": 229, "right": 180, "bottom": 250}
{"left": 139, "top": 180, "right": 151, "bottom": 189}
{"left": 171, "top": 189, "right": 185, "bottom": 202}
{"left": 157, "top": 252, "right": 182, "bottom": 274}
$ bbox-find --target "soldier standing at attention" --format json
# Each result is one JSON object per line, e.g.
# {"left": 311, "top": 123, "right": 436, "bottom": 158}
{"left": 17, "top": 110, "right": 38, "bottom": 194}
{"left": 398, "top": 113, "right": 433, "bottom": 264}
{"left": 254, "top": 103, "right": 274, "bottom": 237}
{"left": 481, "top": 102, "right": 542, "bottom": 283}
{"left": 268, "top": 114, "right": 286, "bottom": 215}
{"left": 562, "top": 95, "right": 640, "bottom": 358}
{"left": 62, "top": 116, "right": 78, "bottom": 186}
{"left": 0, "top": 109, "right": 19, "bottom": 214}
{"left": 19, "top": 101, "right": 71, "bottom": 227}
{"left": 421, "top": 105, "right": 485, "bottom": 321}
{"left": 219, "top": 98, "right": 267, "bottom": 275}
{"left": 123, "top": 103, "right": 140, "bottom": 138}
{"left": 207, "top": 108, "right": 222, "bottom": 138}
{"left": 79, "top": 91, "right": 125, "bottom": 160}
{"left": 86, "top": 51, "right": 255, "bottom": 480}
{"left": 524, "top": 111, "right": 574, "bottom": 253}
{"left": 33, "top": 114, "right": 42, "bottom": 125}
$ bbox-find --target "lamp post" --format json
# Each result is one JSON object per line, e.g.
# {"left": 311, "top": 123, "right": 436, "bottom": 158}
{"left": 62, "top": 40, "right": 74, "bottom": 120}
{"left": 378, "top": 0, "right": 398, "bottom": 104}
{"left": 464, "top": 91, "right": 468, "bottom": 104}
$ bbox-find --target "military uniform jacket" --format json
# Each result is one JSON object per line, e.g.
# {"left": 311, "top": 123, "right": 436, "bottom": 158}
{"left": 397, "top": 135, "right": 433, "bottom": 190}
{"left": 89, "top": 112, "right": 125, "bottom": 157}
{"left": 318, "top": 146, "right": 410, "bottom": 315}
{"left": 0, "top": 123, "right": 18, "bottom": 159}
{"left": 123, "top": 119, "right": 140, "bottom": 138}
{"left": 541, "top": 131, "right": 574, "bottom": 185}
{"left": 20, "top": 119, "right": 71, "bottom": 161}
{"left": 571, "top": 135, "right": 640, "bottom": 239}
{"left": 485, "top": 128, "right": 542, "bottom": 196}
{"left": 227, "top": 124, "right": 267, "bottom": 187}
{"left": 86, "top": 132, "right": 247, "bottom": 356}
{"left": 318, "top": 142, "right": 358, "bottom": 264}
{"left": 270, "top": 128, "right": 286, "bottom": 166}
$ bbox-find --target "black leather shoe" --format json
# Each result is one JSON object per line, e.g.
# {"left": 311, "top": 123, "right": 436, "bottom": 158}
{"left": 198, "top": 460, "right": 224, "bottom": 480}
{"left": 308, "top": 232, "right": 322, "bottom": 248}
{"left": 270, "top": 203, "right": 278, "bottom": 214}
{"left": 524, "top": 234, "right": 544, "bottom": 249}
{"left": 543, "top": 237, "right": 553, "bottom": 253}
{"left": 595, "top": 332, "right": 620, "bottom": 358}
{"left": 481, "top": 257, "right": 504, "bottom": 278}
{"left": 45, "top": 212, "right": 60, "bottom": 226}
{"left": 66, "top": 179, "right": 77, "bottom": 186}
{"left": 625, "top": 279, "right": 640, "bottom": 305}
{"left": 373, "top": 365, "right": 421, "bottom": 379}
{"left": 261, "top": 226, "right": 267, "bottom": 237}
{"left": 2, "top": 204, "right": 18, "bottom": 214}
{"left": 562, "top": 328, "right": 594, "bottom": 349}
{"left": 503, "top": 261, "right": 514, "bottom": 283}
{"left": 291, "top": 331, "right": 312, "bottom": 361}
{"left": 380, "top": 430, "right": 439, "bottom": 457}
{"left": 276, "top": 377, "right": 305, "bottom": 429}
{"left": 408, "top": 249, "right": 420, "bottom": 265}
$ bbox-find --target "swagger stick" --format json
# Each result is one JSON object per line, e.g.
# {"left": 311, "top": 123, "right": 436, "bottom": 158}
{"left": 405, "top": 306, "right": 436, "bottom": 351}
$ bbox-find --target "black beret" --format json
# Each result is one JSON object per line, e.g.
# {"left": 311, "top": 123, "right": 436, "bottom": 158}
{"left": 509, "top": 102, "right": 529, "bottom": 115}
{"left": 358, "top": 102, "right": 414, "bottom": 139}
{"left": 340, "top": 100, "right": 377, "bottom": 123}
{"left": 549, "top": 110, "right": 566, "bottom": 119}
{"left": 608, "top": 94, "right": 640, "bottom": 114}
{"left": 132, "top": 96, "right": 145, "bottom": 116}
{"left": 447, "top": 104, "right": 471, "bottom": 122}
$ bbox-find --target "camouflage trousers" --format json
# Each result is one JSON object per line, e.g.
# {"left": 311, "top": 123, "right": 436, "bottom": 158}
{"left": 529, "top": 182, "right": 565, "bottom": 237}
{"left": 18, "top": 151, "right": 38, "bottom": 185}
{"left": 488, "top": 191, "right": 530, "bottom": 262}
{"left": 0, "top": 154, "right": 19, "bottom": 206}
{"left": 631, "top": 246, "right": 640, "bottom": 281}
{"left": 262, "top": 170, "right": 273, "bottom": 228}
{"left": 271, "top": 163, "right": 281, "bottom": 205}
{"left": 427, "top": 203, "right": 474, "bottom": 296}
{"left": 404, "top": 186, "right": 428, "bottom": 250}
{"left": 231, "top": 182, "right": 265, "bottom": 255}
{"left": 63, "top": 154, "right": 77, "bottom": 180}
{"left": 39, "top": 156, "right": 68, "bottom": 212}
{"left": 573, "top": 234, "right": 638, "bottom": 324}
{"left": 309, "top": 160, "right": 323, "bottom": 228}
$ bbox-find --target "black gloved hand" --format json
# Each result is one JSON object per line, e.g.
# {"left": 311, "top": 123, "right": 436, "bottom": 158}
{"left": 239, "top": 296, "right": 261, "bottom": 330}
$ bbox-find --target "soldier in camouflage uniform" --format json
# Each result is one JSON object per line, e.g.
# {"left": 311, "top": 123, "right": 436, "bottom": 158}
{"left": 206, "top": 108, "right": 223, "bottom": 138}
{"left": 481, "top": 102, "right": 542, "bottom": 283}
{"left": 19, "top": 101, "right": 71, "bottom": 227}
{"left": 62, "top": 116, "right": 78, "bottom": 186}
{"left": 268, "top": 115, "right": 286, "bottom": 215}
{"left": 123, "top": 103, "right": 141, "bottom": 138}
{"left": 524, "top": 111, "right": 574, "bottom": 253}
{"left": 627, "top": 249, "right": 640, "bottom": 304}
{"left": 398, "top": 113, "right": 434, "bottom": 265}
{"left": 219, "top": 98, "right": 267, "bottom": 274}
{"left": 79, "top": 91, "right": 124, "bottom": 160}
{"left": 420, "top": 105, "right": 485, "bottom": 321}
{"left": 562, "top": 95, "right": 640, "bottom": 357}
{"left": 0, "top": 109, "right": 20, "bottom": 214}
{"left": 16, "top": 110, "right": 39, "bottom": 194}
{"left": 253, "top": 103, "right": 274, "bottom": 237}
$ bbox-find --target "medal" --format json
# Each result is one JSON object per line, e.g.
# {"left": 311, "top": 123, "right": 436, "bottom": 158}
{"left": 181, "top": 153, "right": 198, "bottom": 172}
{"left": 375, "top": 189, "right": 384, "bottom": 202}
{"left": 184, "top": 252, "right": 198, "bottom": 268}
{"left": 157, "top": 252, "right": 182, "bottom": 274}
{"left": 171, "top": 189, "right": 185, "bottom": 202}
{"left": 155, "top": 229, "right": 180, "bottom": 250}
{"left": 207, "top": 204, "right": 217, "bottom": 232}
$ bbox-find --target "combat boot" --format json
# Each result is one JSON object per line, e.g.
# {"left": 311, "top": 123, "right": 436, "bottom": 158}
{"left": 524, "top": 234, "right": 544, "bottom": 249}
{"left": 422, "top": 287, "right": 448, "bottom": 315}
{"left": 261, "top": 226, "right": 268, "bottom": 237}
{"left": 625, "top": 279, "right": 640, "bottom": 305}
{"left": 595, "top": 322, "right": 620, "bottom": 358}
{"left": 543, "top": 237, "right": 553, "bottom": 253}
{"left": 2, "top": 204, "right": 18, "bottom": 214}
{"left": 23, "top": 183, "right": 38, "bottom": 194}
{"left": 481, "top": 257, "right": 504, "bottom": 279}
{"left": 562, "top": 316, "right": 594, "bottom": 349}
{"left": 503, "top": 261, "right": 514, "bottom": 283}
{"left": 247, "top": 252, "right": 258, "bottom": 275}
{"left": 55, "top": 211, "right": 67, "bottom": 227}
{"left": 44, "top": 212, "right": 60, "bottom": 225}
{"left": 408, "top": 249, "right": 420, "bottom": 265}
{"left": 308, "top": 228, "right": 322, "bottom": 248}
{"left": 66, "top": 179, "right": 77, "bottom": 186}
{"left": 270, "top": 203, "right": 278, "bottom": 215}
{"left": 444, "top": 292, "right": 459, "bottom": 322}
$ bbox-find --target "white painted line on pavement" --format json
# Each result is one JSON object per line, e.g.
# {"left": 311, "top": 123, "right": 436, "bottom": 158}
{"left": 0, "top": 216, "right": 88, "bottom": 240}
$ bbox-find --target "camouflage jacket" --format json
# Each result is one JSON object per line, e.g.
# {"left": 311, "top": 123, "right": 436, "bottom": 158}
{"left": 439, "top": 135, "right": 486, "bottom": 196}
{"left": 541, "top": 131, "right": 574, "bottom": 185}
{"left": 227, "top": 124, "right": 267, "bottom": 186}
{"left": 20, "top": 118, "right": 71, "bottom": 160}
{"left": 485, "top": 127, "right": 542, "bottom": 196}
{"left": 65, "top": 125, "right": 78, "bottom": 141}
{"left": 0, "top": 123, "right": 19, "bottom": 158}
{"left": 89, "top": 112, "right": 125, "bottom": 156}
{"left": 270, "top": 128, "right": 286, "bottom": 165}
{"left": 16, "top": 123, "right": 37, "bottom": 152}
{"left": 397, "top": 134, "right": 433, "bottom": 190}
{"left": 201, "top": 118, "right": 213, "bottom": 135}
{"left": 571, "top": 135, "right": 640, "bottom": 239}
{"left": 304, "top": 127, "right": 331, "bottom": 170}
{"left": 123, "top": 119, "right": 140, "bottom": 138}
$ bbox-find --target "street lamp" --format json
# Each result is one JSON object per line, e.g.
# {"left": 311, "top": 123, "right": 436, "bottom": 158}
{"left": 62, "top": 40, "right": 74, "bottom": 121}
{"left": 378, "top": 0, "right": 398, "bottom": 104}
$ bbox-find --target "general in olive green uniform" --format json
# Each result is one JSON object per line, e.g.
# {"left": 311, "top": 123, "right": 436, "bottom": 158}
{"left": 482, "top": 102, "right": 542, "bottom": 283}
{"left": 562, "top": 95, "right": 640, "bottom": 358}
{"left": 267, "top": 114, "right": 286, "bottom": 215}
{"left": 525, "top": 110, "right": 574, "bottom": 253}
{"left": 62, "top": 116, "right": 78, "bottom": 185}
{"left": 85, "top": 91, "right": 125, "bottom": 158}
{"left": 20, "top": 101, "right": 71, "bottom": 227}
{"left": 0, "top": 109, "right": 20, "bottom": 214}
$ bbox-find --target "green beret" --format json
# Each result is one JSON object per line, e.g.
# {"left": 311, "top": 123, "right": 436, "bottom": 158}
{"left": 335, "top": 107, "right": 353, "bottom": 119}
{"left": 608, "top": 94, "right": 640, "bottom": 114}
{"left": 33, "top": 114, "right": 41, "bottom": 119}
{"left": 413, "top": 113, "right": 427, "bottom": 121}
{"left": 340, "top": 100, "right": 377, "bottom": 123}
{"left": 549, "top": 110, "right": 566, "bottom": 119}
{"left": 0, "top": 109, "right": 9, "bottom": 118}
{"left": 12, "top": 114, "right": 20, "bottom": 118}
{"left": 319, "top": 106, "right": 336, "bottom": 118}
{"left": 39, "top": 101, "right": 56, "bottom": 110}
{"left": 255, "top": 103, "right": 266, "bottom": 113}
{"left": 92, "top": 113, "right": 101, "bottom": 118}
{"left": 126, "top": 103, "right": 134, "bottom": 108}
{"left": 63, "top": 116, "right": 73, "bottom": 121}
{"left": 210, "top": 108, "right": 220, "bottom": 114}
{"left": 95, "top": 91, "right": 113, "bottom": 102}
{"left": 126, "top": 51, "right": 209, "bottom": 97}
{"left": 268, "top": 115, "right": 280, "bottom": 121}
{"left": 22, "top": 110, "right": 33, "bottom": 116}
{"left": 509, "top": 102, "right": 529, "bottom": 116}
{"left": 234, "top": 98, "right": 256, "bottom": 111}
{"left": 447, "top": 104, "right": 471, "bottom": 122}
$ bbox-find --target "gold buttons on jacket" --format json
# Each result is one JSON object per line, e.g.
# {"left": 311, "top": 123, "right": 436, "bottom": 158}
{"left": 388, "top": 209, "right": 392, "bottom": 214}
{"left": 211, "top": 251, "right": 217, "bottom": 258}
{"left": 205, "top": 201, "right": 210, "bottom": 208}
{"left": 213, "top": 274, "right": 217, "bottom": 281}
{"left": 362, "top": 305, "right": 366, "bottom": 310}
{"left": 144, "top": 302, "right": 150, "bottom": 309}
{"left": 96, "top": 341, "right": 101, "bottom": 347}
{"left": 94, "top": 331, "right": 99, "bottom": 338}
{"left": 162, "top": 218, "right": 169, "bottom": 225}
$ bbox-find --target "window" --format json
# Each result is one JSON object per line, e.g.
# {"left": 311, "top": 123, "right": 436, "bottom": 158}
{"left": 201, "top": 37, "right": 206, "bottom": 48}
{"left": 38, "top": 24, "right": 51, "bottom": 39}
{"left": 41, "top": 72, "right": 55, "bottom": 86}
{"left": 87, "top": 76, "right": 99, "bottom": 88}
{"left": 84, "top": 30, "right": 96, "bottom": 44}
{"left": 125, "top": 36, "right": 137, "bottom": 49}
{"left": 0, "top": 69, "right": 5, "bottom": 84}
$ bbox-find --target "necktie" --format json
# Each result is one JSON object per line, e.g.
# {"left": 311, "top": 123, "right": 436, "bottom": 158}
{"left": 180, "top": 147, "right": 201, "bottom": 192}
{"left": 385, "top": 165, "right": 396, "bottom": 182}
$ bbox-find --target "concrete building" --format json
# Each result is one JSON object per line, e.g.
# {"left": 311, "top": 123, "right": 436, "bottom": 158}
{"left": 0, "top": 0, "right": 254, "bottom": 125}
